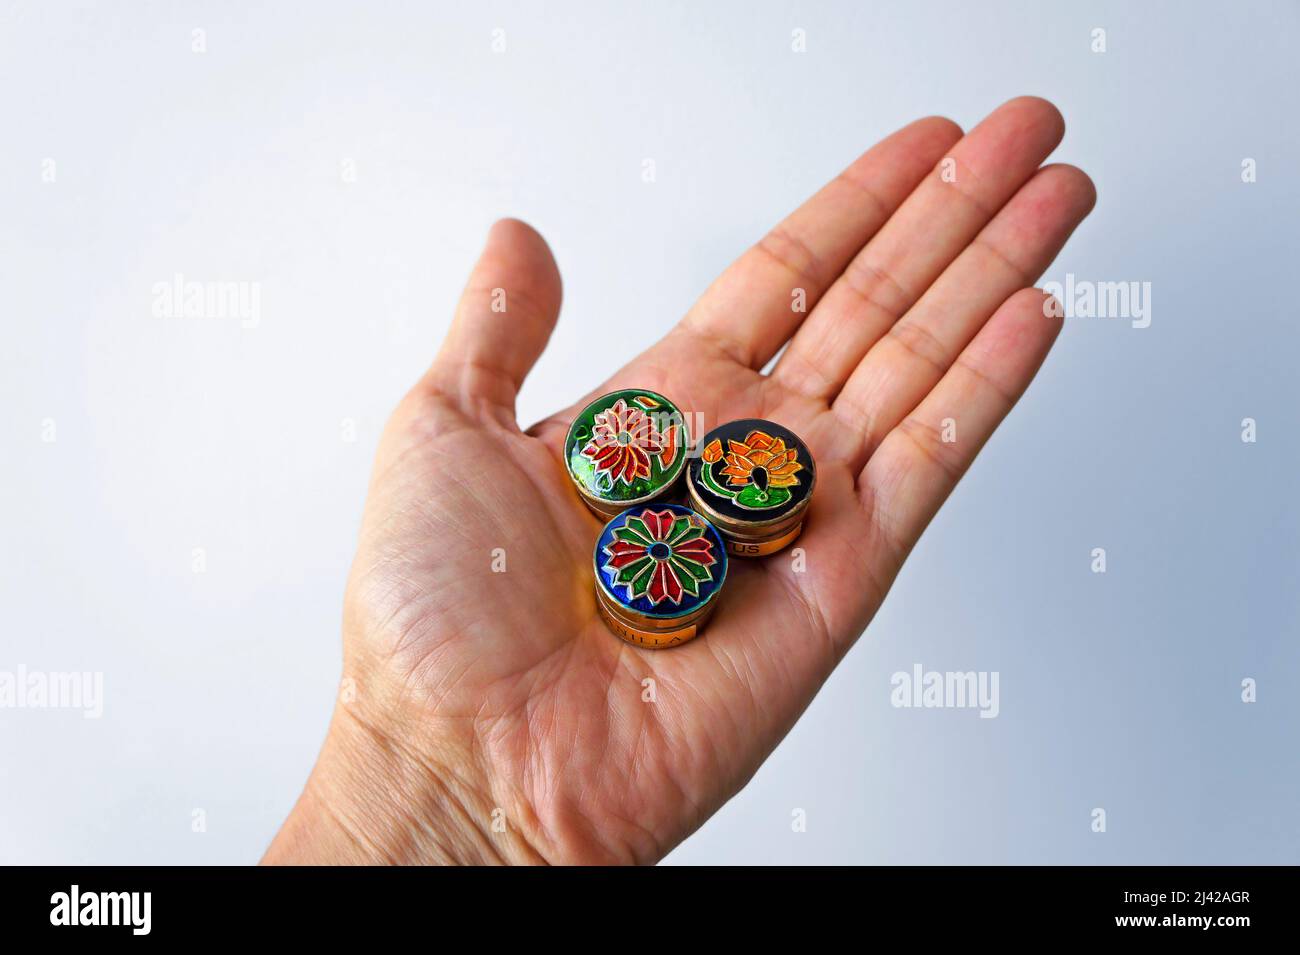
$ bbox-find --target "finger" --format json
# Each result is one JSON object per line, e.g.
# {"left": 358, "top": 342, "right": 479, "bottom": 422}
{"left": 676, "top": 115, "right": 963, "bottom": 369}
{"left": 831, "top": 163, "right": 1095, "bottom": 470}
{"left": 424, "top": 218, "right": 563, "bottom": 424}
{"left": 771, "top": 96, "right": 1065, "bottom": 402}
{"left": 859, "top": 287, "right": 1062, "bottom": 573}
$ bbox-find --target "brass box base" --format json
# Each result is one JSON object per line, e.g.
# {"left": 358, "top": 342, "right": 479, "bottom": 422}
{"left": 595, "top": 587, "right": 708, "bottom": 649}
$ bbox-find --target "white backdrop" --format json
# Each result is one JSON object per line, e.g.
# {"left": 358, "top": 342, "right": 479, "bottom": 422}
{"left": 2, "top": 0, "right": 1297, "bottom": 864}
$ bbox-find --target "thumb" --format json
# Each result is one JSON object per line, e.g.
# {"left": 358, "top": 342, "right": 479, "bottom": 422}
{"left": 424, "top": 218, "right": 563, "bottom": 425}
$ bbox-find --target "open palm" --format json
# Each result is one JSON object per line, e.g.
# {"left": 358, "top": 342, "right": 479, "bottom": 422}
{"left": 267, "top": 97, "right": 1095, "bottom": 865}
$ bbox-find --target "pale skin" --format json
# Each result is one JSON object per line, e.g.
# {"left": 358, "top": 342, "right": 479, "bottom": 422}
{"left": 264, "top": 97, "right": 1095, "bottom": 865}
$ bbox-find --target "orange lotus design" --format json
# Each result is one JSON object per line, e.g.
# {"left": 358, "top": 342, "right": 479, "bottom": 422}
{"left": 719, "top": 430, "right": 802, "bottom": 489}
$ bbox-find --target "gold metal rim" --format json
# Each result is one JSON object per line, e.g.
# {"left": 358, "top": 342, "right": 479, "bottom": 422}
{"left": 595, "top": 588, "right": 707, "bottom": 649}
{"left": 575, "top": 479, "right": 684, "bottom": 518}
{"left": 724, "top": 521, "right": 804, "bottom": 557}
{"left": 685, "top": 478, "right": 809, "bottom": 535}
{"left": 595, "top": 584, "right": 709, "bottom": 632}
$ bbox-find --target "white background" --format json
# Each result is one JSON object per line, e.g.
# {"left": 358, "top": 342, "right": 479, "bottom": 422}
{"left": 2, "top": 0, "right": 1297, "bottom": 863}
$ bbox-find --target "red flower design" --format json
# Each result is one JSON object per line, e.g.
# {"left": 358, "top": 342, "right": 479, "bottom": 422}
{"left": 581, "top": 398, "right": 666, "bottom": 486}
{"left": 604, "top": 508, "right": 717, "bottom": 606}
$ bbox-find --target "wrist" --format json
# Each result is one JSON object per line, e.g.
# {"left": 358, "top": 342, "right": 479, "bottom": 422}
{"left": 263, "top": 688, "right": 546, "bottom": 866}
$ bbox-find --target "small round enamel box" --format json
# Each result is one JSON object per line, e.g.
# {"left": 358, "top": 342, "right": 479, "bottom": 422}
{"left": 565, "top": 389, "right": 691, "bottom": 518}
{"left": 593, "top": 504, "right": 728, "bottom": 649}
{"left": 686, "top": 418, "right": 815, "bottom": 557}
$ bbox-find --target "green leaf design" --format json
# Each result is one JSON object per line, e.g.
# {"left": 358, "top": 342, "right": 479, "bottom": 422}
{"left": 630, "top": 562, "right": 655, "bottom": 597}
{"left": 615, "top": 525, "right": 650, "bottom": 546}
{"left": 670, "top": 555, "right": 710, "bottom": 587}
{"left": 617, "top": 557, "right": 654, "bottom": 587}
{"left": 668, "top": 519, "right": 704, "bottom": 546}
{"left": 735, "top": 484, "right": 792, "bottom": 510}
{"left": 699, "top": 459, "right": 740, "bottom": 502}
{"left": 669, "top": 558, "right": 701, "bottom": 596}
{"left": 624, "top": 517, "right": 655, "bottom": 542}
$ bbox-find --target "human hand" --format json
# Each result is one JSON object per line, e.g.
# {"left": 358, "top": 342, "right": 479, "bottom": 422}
{"left": 264, "top": 96, "right": 1094, "bottom": 865}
